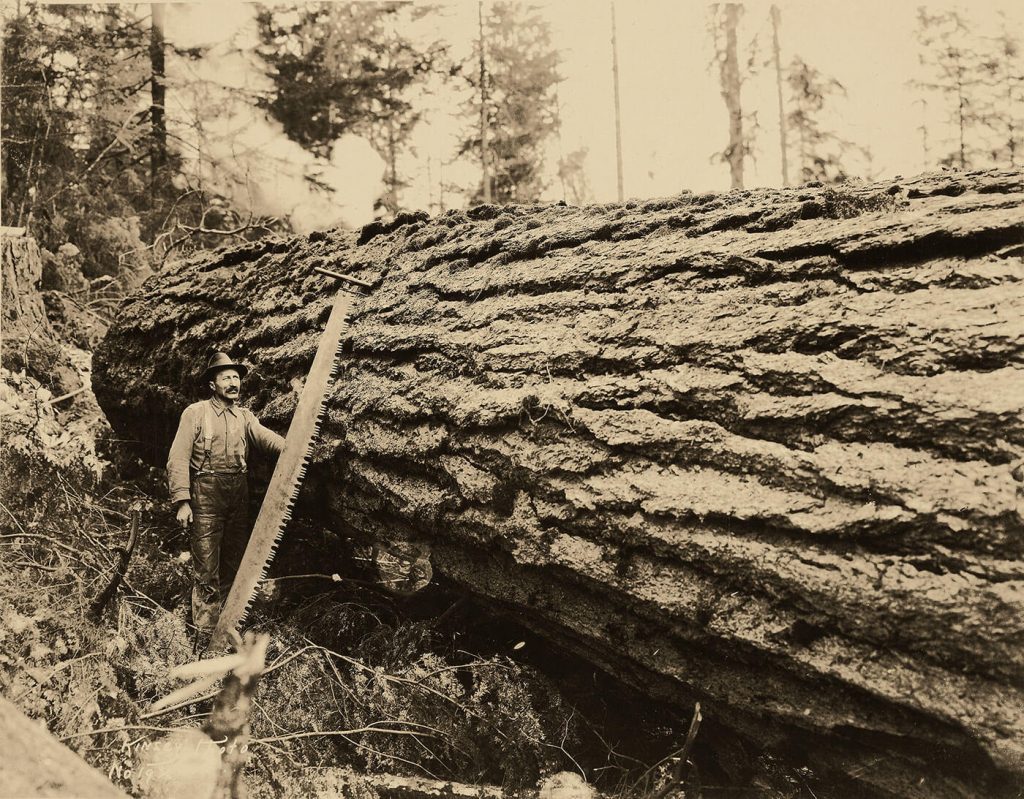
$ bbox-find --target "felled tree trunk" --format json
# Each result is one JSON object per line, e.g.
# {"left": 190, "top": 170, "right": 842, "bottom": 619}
{"left": 94, "top": 170, "right": 1024, "bottom": 798}
{"left": 0, "top": 696, "right": 130, "bottom": 799}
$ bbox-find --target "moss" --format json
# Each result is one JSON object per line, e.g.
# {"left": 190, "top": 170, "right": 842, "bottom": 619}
{"left": 817, "top": 186, "right": 900, "bottom": 219}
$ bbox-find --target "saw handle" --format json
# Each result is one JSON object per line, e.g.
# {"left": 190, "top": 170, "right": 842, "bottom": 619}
{"left": 313, "top": 266, "right": 371, "bottom": 290}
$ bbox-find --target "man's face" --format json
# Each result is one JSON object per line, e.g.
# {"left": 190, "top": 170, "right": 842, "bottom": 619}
{"left": 209, "top": 368, "right": 242, "bottom": 403}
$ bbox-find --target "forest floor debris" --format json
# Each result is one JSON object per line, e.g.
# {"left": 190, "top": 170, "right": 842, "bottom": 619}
{"left": 0, "top": 427, "right": 825, "bottom": 797}
{"left": 0, "top": 438, "right": 686, "bottom": 797}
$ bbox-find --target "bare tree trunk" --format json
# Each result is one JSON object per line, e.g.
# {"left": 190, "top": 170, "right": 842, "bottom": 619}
{"left": 770, "top": 5, "right": 788, "bottom": 187}
{"left": 426, "top": 155, "right": 434, "bottom": 214}
{"left": 384, "top": 115, "right": 398, "bottom": 215}
{"left": 611, "top": 0, "right": 624, "bottom": 202}
{"left": 478, "top": 0, "right": 491, "bottom": 204}
{"left": 1, "top": 228, "right": 57, "bottom": 381}
{"left": 1, "top": 228, "right": 88, "bottom": 395}
{"left": 1007, "top": 73, "right": 1017, "bottom": 167}
{"left": 149, "top": 2, "right": 167, "bottom": 197}
{"left": 96, "top": 170, "right": 1024, "bottom": 799}
{"left": 717, "top": 3, "right": 744, "bottom": 189}
{"left": 555, "top": 89, "right": 567, "bottom": 202}
{"left": 957, "top": 74, "right": 967, "bottom": 169}
{"left": 438, "top": 158, "right": 446, "bottom": 212}
{"left": 918, "top": 98, "right": 930, "bottom": 170}
{"left": 1, "top": 228, "right": 51, "bottom": 344}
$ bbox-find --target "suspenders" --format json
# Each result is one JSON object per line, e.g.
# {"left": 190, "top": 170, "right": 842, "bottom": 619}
{"left": 195, "top": 400, "right": 247, "bottom": 477}
{"left": 201, "top": 401, "right": 214, "bottom": 471}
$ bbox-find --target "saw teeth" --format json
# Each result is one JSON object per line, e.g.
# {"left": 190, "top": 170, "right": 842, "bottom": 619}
{"left": 214, "top": 289, "right": 361, "bottom": 642}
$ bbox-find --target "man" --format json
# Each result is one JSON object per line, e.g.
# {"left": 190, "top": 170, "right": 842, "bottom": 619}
{"left": 167, "top": 352, "right": 285, "bottom": 635}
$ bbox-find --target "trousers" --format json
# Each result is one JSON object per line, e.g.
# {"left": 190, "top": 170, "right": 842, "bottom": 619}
{"left": 189, "top": 472, "right": 249, "bottom": 633}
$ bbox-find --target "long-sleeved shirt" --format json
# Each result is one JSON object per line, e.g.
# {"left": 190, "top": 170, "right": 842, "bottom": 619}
{"left": 166, "top": 395, "right": 285, "bottom": 504}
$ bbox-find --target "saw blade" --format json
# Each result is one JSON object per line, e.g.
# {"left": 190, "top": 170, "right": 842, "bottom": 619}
{"left": 211, "top": 286, "right": 359, "bottom": 649}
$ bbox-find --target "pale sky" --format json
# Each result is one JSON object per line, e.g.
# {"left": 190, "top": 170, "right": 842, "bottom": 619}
{"left": 88, "top": 1, "right": 1024, "bottom": 226}
{"left": 402, "top": 0, "right": 1023, "bottom": 208}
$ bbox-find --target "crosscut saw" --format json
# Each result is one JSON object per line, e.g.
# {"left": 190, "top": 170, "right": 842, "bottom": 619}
{"left": 210, "top": 266, "right": 369, "bottom": 650}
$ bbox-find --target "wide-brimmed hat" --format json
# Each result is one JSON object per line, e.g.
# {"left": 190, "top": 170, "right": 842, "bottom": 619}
{"left": 201, "top": 351, "right": 248, "bottom": 382}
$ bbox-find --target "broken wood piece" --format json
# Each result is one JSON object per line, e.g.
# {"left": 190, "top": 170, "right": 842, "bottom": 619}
{"left": 88, "top": 509, "right": 140, "bottom": 620}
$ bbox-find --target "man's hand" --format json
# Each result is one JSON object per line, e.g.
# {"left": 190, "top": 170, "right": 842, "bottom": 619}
{"left": 175, "top": 501, "right": 193, "bottom": 529}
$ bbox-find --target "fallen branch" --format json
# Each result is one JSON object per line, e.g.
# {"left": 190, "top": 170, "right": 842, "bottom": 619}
{"left": 139, "top": 689, "right": 220, "bottom": 721}
{"left": 59, "top": 723, "right": 176, "bottom": 742}
{"left": 11, "top": 560, "right": 58, "bottom": 572}
{"left": 253, "top": 721, "right": 440, "bottom": 745}
{"left": 45, "top": 386, "right": 89, "bottom": 406}
{"left": 648, "top": 703, "right": 703, "bottom": 799}
{"left": 88, "top": 509, "right": 140, "bottom": 619}
{"left": 1, "top": 531, "right": 97, "bottom": 560}
{"left": 176, "top": 210, "right": 277, "bottom": 238}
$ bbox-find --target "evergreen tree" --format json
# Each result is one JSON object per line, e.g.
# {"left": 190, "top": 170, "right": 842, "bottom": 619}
{"left": 707, "top": 3, "right": 760, "bottom": 189}
{"left": 709, "top": 3, "right": 745, "bottom": 189}
{"left": 978, "top": 14, "right": 1024, "bottom": 167}
{"left": 913, "top": 9, "right": 986, "bottom": 169}
{"left": 3, "top": 5, "right": 161, "bottom": 277}
{"left": 255, "top": 2, "right": 446, "bottom": 214}
{"left": 1, "top": 5, "right": 277, "bottom": 287}
{"left": 556, "top": 147, "right": 594, "bottom": 206}
{"left": 458, "top": 1, "right": 562, "bottom": 205}
{"left": 786, "top": 56, "right": 851, "bottom": 184}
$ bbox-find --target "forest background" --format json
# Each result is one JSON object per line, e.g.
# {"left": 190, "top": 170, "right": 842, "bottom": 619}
{"left": 2, "top": 0, "right": 1022, "bottom": 316}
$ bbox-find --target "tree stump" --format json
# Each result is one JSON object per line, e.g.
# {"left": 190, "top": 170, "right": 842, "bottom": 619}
{"left": 2, "top": 227, "right": 55, "bottom": 375}
{"left": 1, "top": 227, "right": 87, "bottom": 393}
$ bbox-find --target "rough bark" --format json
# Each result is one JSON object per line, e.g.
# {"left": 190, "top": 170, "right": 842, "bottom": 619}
{"left": 1, "top": 227, "right": 83, "bottom": 394}
{"left": 309, "top": 769, "right": 505, "bottom": 798}
{"left": 2, "top": 227, "right": 54, "bottom": 360}
{"left": 94, "top": 170, "right": 1024, "bottom": 797}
